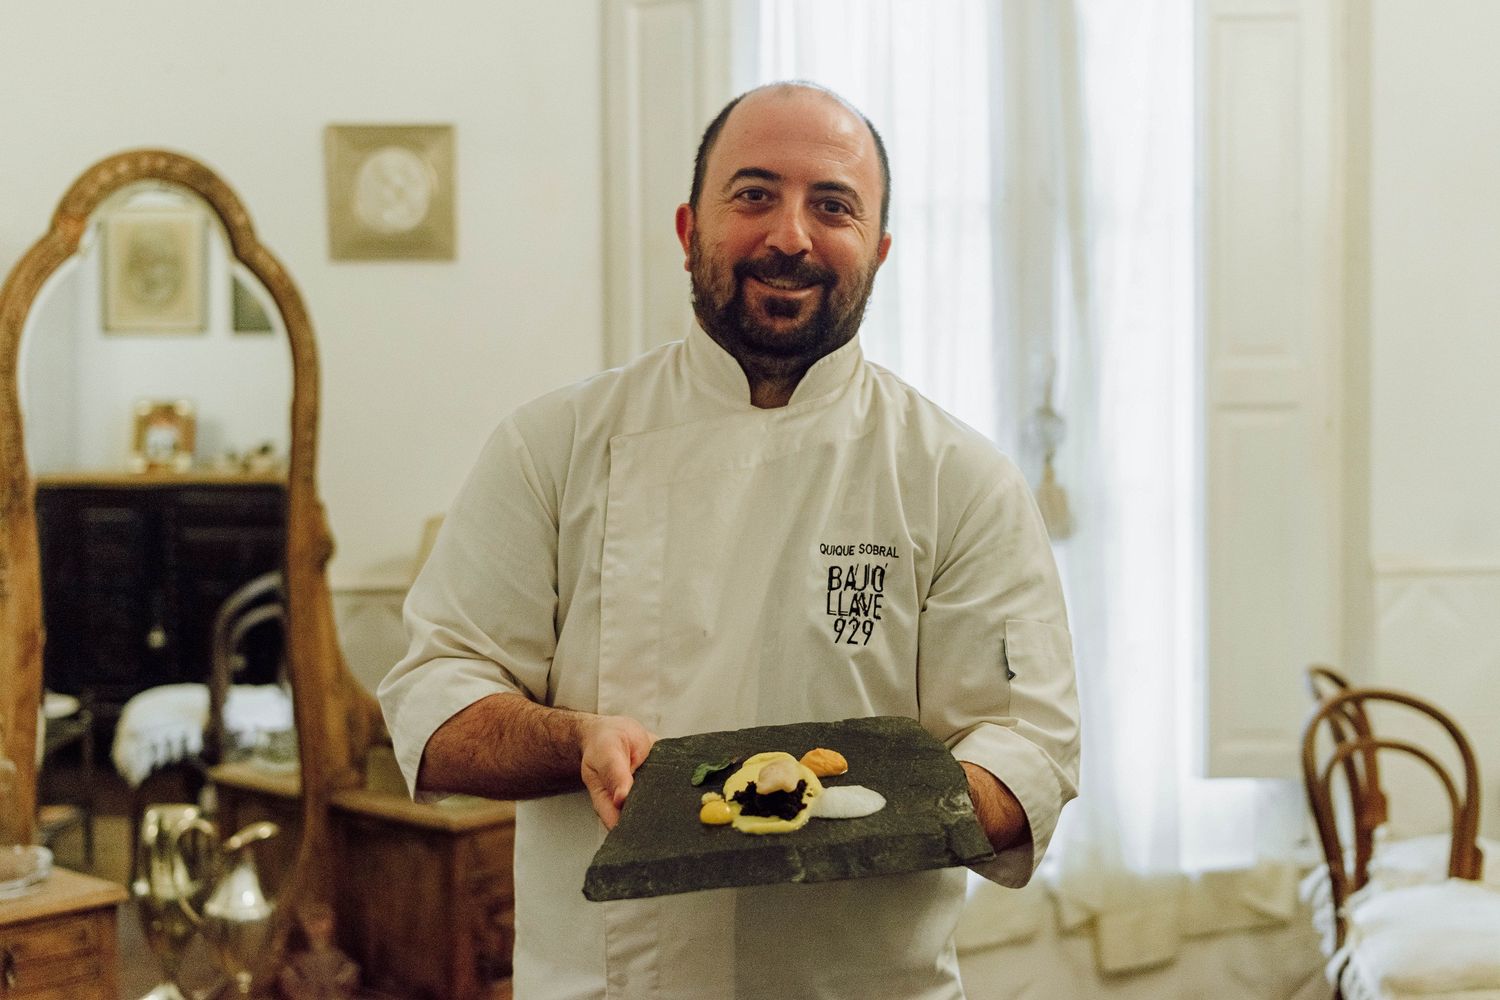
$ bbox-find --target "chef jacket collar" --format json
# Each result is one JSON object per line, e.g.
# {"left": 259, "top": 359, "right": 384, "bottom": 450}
{"left": 684, "top": 324, "right": 864, "bottom": 410}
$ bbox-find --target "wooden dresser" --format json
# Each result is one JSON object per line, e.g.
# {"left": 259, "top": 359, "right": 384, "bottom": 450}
{"left": 0, "top": 868, "right": 125, "bottom": 1000}
{"left": 329, "top": 788, "right": 516, "bottom": 999}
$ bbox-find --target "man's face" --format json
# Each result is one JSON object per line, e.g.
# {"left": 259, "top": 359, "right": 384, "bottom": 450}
{"left": 677, "top": 89, "right": 892, "bottom": 372}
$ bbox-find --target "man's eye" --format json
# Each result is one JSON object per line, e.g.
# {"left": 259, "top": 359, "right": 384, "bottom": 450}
{"left": 736, "top": 188, "right": 770, "bottom": 203}
{"left": 818, "top": 199, "right": 851, "bottom": 216}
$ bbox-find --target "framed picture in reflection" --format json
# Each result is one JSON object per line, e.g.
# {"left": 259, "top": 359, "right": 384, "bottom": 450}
{"left": 231, "top": 276, "right": 274, "bottom": 333}
{"left": 130, "top": 399, "right": 196, "bottom": 473}
{"left": 103, "top": 207, "right": 206, "bottom": 333}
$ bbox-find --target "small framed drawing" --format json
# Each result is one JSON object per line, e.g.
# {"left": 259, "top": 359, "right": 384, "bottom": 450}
{"left": 130, "top": 399, "right": 196, "bottom": 473}
{"left": 231, "top": 276, "right": 274, "bottom": 333}
{"left": 104, "top": 208, "right": 206, "bottom": 332}
{"left": 324, "top": 124, "right": 456, "bottom": 261}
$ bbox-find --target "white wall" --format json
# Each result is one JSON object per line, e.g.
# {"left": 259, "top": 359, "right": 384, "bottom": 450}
{"left": 1363, "top": 0, "right": 1500, "bottom": 836}
{"left": 0, "top": 1, "right": 608, "bottom": 588}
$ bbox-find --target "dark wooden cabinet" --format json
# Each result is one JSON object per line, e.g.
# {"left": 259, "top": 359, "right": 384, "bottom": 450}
{"left": 35, "top": 475, "right": 286, "bottom": 719}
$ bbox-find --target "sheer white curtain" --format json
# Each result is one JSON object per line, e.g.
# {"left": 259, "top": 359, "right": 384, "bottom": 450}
{"left": 743, "top": 0, "right": 1298, "bottom": 972}
{"left": 746, "top": 0, "right": 1010, "bottom": 446}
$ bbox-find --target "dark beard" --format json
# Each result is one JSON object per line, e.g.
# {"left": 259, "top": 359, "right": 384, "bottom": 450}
{"left": 689, "top": 236, "right": 880, "bottom": 384}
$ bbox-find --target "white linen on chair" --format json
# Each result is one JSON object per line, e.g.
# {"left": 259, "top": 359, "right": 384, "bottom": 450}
{"left": 1300, "top": 832, "right": 1500, "bottom": 956}
{"left": 1331, "top": 880, "right": 1500, "bottom": 999}
{"left": 110, "top": 682, "right": 293, "bottom": 786}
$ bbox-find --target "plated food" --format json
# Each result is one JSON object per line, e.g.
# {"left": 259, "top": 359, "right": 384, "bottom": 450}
{"left": 695, "top": 747, "right": 884, "bottom": 834}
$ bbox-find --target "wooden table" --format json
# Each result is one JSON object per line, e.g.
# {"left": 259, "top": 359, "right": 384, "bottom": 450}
{"left": 0, "top": 867, "right": 126, "bottom": 1000}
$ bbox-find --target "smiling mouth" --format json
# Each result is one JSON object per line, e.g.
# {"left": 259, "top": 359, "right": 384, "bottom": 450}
{"left": 749, "top": 275, "right": 820, "bottom": 293}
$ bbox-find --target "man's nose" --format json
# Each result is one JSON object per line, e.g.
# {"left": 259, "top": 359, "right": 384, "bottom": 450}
{"left": 764, "top": 203, "right": 812, "bottom": 257}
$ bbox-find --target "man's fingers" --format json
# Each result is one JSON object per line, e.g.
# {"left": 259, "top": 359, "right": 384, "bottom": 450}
{"left": 589, "top": 783, "right": 621, "bottom": 829}
{"left": 581, "top": 715, "right": 656, "bottom": 828}
{"left": 582, "top": 752, "right": 630, "bottom": 827}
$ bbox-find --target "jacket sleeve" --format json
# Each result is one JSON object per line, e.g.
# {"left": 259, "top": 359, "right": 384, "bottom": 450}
{"left": 377, "top": 415, "right": 562, "bottom": 800}
{"left": 917, "top": 457, "right": 1080, "bottom": 886}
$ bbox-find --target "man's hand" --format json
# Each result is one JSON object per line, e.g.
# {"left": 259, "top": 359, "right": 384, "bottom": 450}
{"left": 961, "top": 761, "right": 1032, "bottom": 855}
{"left": 580, "top": 715, "right": 658, "bottom": 829}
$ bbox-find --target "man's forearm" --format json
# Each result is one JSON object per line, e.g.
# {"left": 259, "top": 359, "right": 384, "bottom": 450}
{"left": 418, "top": 692, "right": 589, "bottom": 800}
{"left": 961, "top": 761, "right": 1032, "bottom": 854}
{"left": 417, "top": 691, "right": 656, "bottom": 828}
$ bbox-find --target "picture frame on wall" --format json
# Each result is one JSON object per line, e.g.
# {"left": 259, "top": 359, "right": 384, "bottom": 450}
{"left": 130, "top": 399, "right": 196, "bottom": 473}
{"left": 324, "top": 123, "right": 456, "bottom": 261}
{"left": 103, "top": 207, "right": 206, "bottom": 333}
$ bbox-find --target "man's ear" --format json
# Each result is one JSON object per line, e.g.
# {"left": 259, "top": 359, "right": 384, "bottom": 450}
{"left": 876, "top": 232, "right": 893, "bottom": 268}
{"left": 675, "top": 203, "right": 695, "bottom": 271}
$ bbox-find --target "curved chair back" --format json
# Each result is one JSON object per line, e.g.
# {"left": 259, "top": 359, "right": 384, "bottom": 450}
{"left": 1301, "top": 685, "right": 1485, "bottom": 948}
{"left": 1304, "top": 664, "right": 1387, "bottom": 888}
{"left": 205, "top": 571, "right": 286, "bottom": 762}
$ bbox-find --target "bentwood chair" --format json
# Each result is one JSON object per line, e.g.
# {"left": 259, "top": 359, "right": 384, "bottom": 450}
{"left": 1304, "top": 665, "right": 1386, "bottom": 892}
{"left": 1301, "top": 685, "right": 1500, "bottom": 999}
{"left": 117, "top": 571, "right": 289, "bottom": 880}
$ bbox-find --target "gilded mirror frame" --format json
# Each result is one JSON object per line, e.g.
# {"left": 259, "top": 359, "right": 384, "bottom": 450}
{"left": 0, "top": 150, "right": 380, "bottom": 946}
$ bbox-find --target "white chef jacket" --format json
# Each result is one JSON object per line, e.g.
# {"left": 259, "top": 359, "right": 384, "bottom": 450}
{"left": 379, "top": 327, "right": 1079, "bottom": 1000}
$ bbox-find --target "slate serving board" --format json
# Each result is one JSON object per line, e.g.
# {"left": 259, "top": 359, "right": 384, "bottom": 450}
{"left": 582, "top": 715, "right": 994, "bottom": 901}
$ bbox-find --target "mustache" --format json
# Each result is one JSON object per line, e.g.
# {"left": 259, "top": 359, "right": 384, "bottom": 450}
{"left": 733, "top": 252, "right": 835, "bottom": 288}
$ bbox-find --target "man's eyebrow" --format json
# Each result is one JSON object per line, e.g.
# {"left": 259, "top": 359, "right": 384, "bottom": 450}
{"left": 722, "top": 167, "right": 781, "bottom": 192}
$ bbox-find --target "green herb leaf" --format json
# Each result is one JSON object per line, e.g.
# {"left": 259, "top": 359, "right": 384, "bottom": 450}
{"left": 691, "top": 758, "right": 736, "bottom": 787}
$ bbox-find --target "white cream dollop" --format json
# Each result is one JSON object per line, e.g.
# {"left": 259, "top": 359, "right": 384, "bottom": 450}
{"left": 809, "top": 785, "right": 886, "bottom": 819}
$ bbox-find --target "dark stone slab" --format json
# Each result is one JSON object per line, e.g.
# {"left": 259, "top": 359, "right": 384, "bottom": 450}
{"left": 582, "top": 715, "right": 994, "bottom": 901}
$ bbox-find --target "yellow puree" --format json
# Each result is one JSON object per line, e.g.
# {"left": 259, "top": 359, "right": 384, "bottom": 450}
{"left": 717, "top": 752, "right": 824, "bottom": 834}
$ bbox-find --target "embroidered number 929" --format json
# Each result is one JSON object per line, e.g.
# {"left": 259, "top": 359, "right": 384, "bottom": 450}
{"left": 833, "top": 618, "right": 875, "bottom": 645}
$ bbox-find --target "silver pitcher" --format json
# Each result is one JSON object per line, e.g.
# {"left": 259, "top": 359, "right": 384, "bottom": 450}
{"left": 133, "top": 803, "right": 212, "bottom": 1000}
{"left": 171, "top": 816, "right": 280, "bottom": 998}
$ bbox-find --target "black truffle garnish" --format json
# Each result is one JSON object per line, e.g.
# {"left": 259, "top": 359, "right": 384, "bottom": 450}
{"left": 730, "top": 780, "right": 809, "bottom": 821}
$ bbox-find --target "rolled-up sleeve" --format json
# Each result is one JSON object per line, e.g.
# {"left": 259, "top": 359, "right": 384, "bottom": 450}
{"left": 917, "top": 459, "right": 1080, "bottom": 886}
{"left": 378, "top": 417, "right": 562, "bottom": 799}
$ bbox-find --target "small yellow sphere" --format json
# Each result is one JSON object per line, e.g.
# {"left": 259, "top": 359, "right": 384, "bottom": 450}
{"left": 699, "top": 799, "right": 734, "bottom": 825}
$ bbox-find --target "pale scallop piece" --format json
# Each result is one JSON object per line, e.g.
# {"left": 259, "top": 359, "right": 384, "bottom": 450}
{"left": 810, "top": 784, "right": 886, "bottom": 819}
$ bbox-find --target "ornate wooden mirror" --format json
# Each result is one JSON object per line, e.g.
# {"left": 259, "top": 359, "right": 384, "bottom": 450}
{"left": 0, "top": 149, "right": 382, "bottom": 968}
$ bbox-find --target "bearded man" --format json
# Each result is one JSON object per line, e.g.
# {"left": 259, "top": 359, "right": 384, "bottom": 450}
{"left": 380, "top": 82, "right": 1078, "bottom": 1000}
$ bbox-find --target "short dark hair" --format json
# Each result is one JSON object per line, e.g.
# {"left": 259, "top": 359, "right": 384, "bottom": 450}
{"left": 688, "top": 82, "right": 891, "bottom": 235}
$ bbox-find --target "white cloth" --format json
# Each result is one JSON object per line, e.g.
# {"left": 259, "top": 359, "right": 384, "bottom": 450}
{"left": 1299, "top": 832, "right": 1500, "bottom": 957}
{"left": 1334, "top": 880, "right": 1500, "bottom": 999}
{"left": 110, "top": 682, "right": 294, "bottom": 787}
{"left": 380, "top": 327, "right": 1079, "bottom": 1000}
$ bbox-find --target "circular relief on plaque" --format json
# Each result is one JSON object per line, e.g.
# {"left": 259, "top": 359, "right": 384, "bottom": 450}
{"left": 352, "top": 146, "right": 436, "bottom": 235}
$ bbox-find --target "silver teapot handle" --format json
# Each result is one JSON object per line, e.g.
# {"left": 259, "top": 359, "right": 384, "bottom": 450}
{"left": 170, "top": 815, "right": 220, "bottom": 929}
{"left": 222, "top": 821, "right": 279, "bottom": 855}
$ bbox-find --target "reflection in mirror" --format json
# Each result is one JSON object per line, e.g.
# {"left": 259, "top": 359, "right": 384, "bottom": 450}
{"left": 19, "top": 182, "right": 292, "bottom": 475}
{"left": 17, "top": 179, "right": 300, "bottom": 937}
